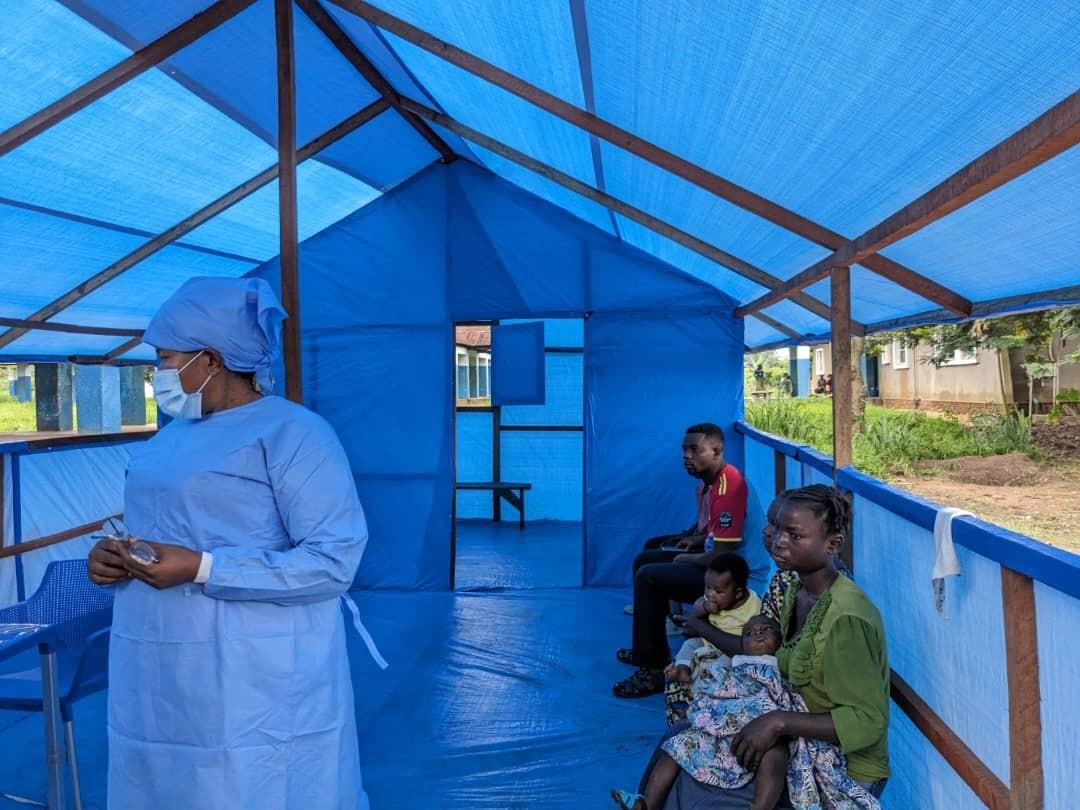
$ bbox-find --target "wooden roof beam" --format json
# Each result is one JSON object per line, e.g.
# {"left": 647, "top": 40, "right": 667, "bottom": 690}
{"left": 737, "top": 89, "right": 1080, "bottom": 318}
{"left": 295, "top": 0, "right": 455, "bottom": 163}
{"left": 0, "top": 0, "right": 258, "bottom": 157}
{"left": 327, "top": 0, "right": 967, "bottom": 316}
{"left": 750, "top": 312, "right": 803, "bottom": 341}
{"left": 0, "top": 98, "right": 391, "bottom": 350}
{"left": 104, "top": 336, "right": 146, "bottom": 362}
{"left": 400, "top": 98, "right": 863, "bottom": 335}
{"left": 0, "top": 317, "right": 142, "bottom": 338}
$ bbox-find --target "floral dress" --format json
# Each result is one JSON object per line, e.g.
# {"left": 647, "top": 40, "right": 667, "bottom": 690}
{"left": 661, "top": 652, "right": 881, "bottom": 809}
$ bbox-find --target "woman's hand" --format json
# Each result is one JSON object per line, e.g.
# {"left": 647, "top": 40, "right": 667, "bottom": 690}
{"left": 87, "top": 539, "right": 131, "bottom": 585}
{"left": 682, "top": 614, "right": 710, "bottom": 638}
{"left": 732, "top": 711, "right": 785, "bottom": 771}
{"left": 118, "top": 540, "right": 202, "bottom": 590}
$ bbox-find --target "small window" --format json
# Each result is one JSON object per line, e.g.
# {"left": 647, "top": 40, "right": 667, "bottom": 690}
{"left": 893, "top": 341, "right": 909, "bottom": 369}
{"left": 456, "top": 350, "right": 470, "bottom": 400}
{"left": 814, "top": 348, "right": 824, "bottom": 373}
{"left": 880, "top": 344, "right": 890, "bottom": 365}
{"left": 477, "top": 354, "right": 490, "bottom": 397}
{"left": 941, "top": 348, "right": 978, "bottom": 367}
{"left": 468, "top": 356, "right": 480, "bottom": 399}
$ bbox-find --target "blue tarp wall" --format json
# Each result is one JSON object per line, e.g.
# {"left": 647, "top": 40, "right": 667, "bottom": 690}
{"left": 254, "top": 160, "right": 747, "bottom": 590}
{"left": 0, "top": 440, "right": 138, "bottom": 604}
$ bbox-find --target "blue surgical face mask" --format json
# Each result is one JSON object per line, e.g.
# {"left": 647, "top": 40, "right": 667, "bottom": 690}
{"left": 153, "top": 351, "right": 212, "bottom": 420}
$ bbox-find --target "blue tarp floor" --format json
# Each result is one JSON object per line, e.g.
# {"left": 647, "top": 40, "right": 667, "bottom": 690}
{"left": 0, "top": 587, "right": 669, "bottom": 809}
{"left": 454, "top": 519, "right": 584, "bottom": 590}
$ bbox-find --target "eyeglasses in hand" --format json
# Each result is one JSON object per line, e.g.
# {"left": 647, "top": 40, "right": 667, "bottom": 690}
{"left": 92, "top": 517, "right": 159, "bottom": 566}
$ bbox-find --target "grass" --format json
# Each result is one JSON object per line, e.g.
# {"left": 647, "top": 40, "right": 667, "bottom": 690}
{"left": 744, "top": 397, "right": 1037, "bottom": 478}
{"left": 0, "top": 394, "right": 157, "bottom": 433}
{"left": 0, "top": 396, "right": 37, "bottom": 432}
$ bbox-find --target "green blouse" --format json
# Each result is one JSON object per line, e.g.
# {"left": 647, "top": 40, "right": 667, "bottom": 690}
{"left": 776, "top": 574, "right": 890, "bottom": 782}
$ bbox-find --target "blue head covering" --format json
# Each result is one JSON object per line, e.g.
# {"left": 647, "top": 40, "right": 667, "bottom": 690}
{"left": 143, "top": 276, "right": 287, "bottom": 392}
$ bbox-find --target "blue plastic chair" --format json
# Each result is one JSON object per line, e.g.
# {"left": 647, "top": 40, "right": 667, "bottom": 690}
{"left": 0, "top": 559, "right": 114, "bottom": 810}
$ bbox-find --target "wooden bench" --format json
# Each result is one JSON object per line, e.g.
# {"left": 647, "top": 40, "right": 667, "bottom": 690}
{"left": 455, "top": 482, "right": 533, "bottom": 530}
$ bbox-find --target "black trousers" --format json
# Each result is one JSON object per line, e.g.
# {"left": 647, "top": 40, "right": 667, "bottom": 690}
{"left": 642, "top": 533, "right": 682, "bottom": 552}
{"left": 630, "top": 551, "right": 707, "bottom": 669}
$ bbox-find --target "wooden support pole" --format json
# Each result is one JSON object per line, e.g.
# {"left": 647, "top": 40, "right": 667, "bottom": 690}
{"left": 329, "top": 0, "right": 966, "bottom": 316}
{"left": 1001, "top": 567, "right": 1044, "bottom": 809}
{"left": 0, "top": 99, "right": 390, "bottom": 350}
{"left": 399, "top": 98, "right": 852, "bottom": 330}
{"left": 491, "top": 319, "right": 502, "bottom": 523}
{"left": 831, "top": 267, "right": 853, "bottom": 471}
{"left": 275, "top": 0, "right": 302, "bottom": 403}
{"left": 0, "top": 0, "right": 257, "bottom": 157}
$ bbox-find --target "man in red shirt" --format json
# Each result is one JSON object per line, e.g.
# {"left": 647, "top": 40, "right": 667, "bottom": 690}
{"left": 614, "top": 423, "right": 748, "bottom": 698}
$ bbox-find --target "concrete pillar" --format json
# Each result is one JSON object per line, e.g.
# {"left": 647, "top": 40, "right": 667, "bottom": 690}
{"left": 34, "top": 363, "right": 74, "bottom": 431}
{"left": 74, "top": 365, "right": 121, "bottom": 433}
{"left": 9, "top": 363, "right": 32, "bottom": 403}
{"left": 788, "top": 347, "right": 799, "bottom": 397}
{"left": 119, "top": 366, "right": 147, "bottom": 426}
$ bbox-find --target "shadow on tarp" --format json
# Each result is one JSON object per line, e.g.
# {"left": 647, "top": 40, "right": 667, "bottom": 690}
{"left": 0, "top": 588, "right": 669, "bottom": 809}
{"left": 454, "top": 519, "right": 583, "bottom": 590}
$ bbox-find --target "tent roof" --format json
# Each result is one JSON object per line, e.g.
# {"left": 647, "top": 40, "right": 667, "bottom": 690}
{"left": 0, "top": 0, "right": 1078, "bottom": 359}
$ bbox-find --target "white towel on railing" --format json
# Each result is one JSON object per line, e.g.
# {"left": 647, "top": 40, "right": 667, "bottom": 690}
{"left": 932, "top": 507, "right": 973, "bottom": 617}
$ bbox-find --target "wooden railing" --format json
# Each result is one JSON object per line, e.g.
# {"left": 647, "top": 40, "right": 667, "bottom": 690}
{"left": 0, "top": 515, "right": 120, "bottom": 560}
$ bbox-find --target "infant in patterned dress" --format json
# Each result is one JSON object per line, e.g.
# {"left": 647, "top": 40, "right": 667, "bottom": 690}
{"left": 613, "top": 615, "right": 880, "bottom": 810}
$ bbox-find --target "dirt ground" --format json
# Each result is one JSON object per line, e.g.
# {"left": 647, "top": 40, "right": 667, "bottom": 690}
{"left": 888, "top": 418, "right": 1080, "bottom": 555}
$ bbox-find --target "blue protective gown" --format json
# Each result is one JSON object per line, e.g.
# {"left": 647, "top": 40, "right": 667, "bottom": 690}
{"left": 108, "top": 396, "right": 369, "bottom": 809}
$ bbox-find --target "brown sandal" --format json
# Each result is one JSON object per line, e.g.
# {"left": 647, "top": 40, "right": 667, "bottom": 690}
{"left": 613, "top": 667, "right": 664, "bottom": 698}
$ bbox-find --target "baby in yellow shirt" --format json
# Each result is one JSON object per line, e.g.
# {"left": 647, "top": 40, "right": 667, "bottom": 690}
{"left": 665, "top": 552, "right": 761, "bottom": 684}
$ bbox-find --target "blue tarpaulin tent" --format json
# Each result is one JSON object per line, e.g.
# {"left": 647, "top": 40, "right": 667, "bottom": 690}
{"left": 0, "top": 1, "right": 1078, "bottom": 808}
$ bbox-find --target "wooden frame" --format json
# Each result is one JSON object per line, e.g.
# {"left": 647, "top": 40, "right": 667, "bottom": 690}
{"left": 0, "top": 99, "right": 391, "bottom": 351}
{"left": 0, "top": 0, "right": 258, "bottom": 157}
{"left": 399, "top": 97, "right": 855, "bottom": 331}
{"left": 736, "top": 89, "right": 1080, "bottom": 318}
{"left": 0, "top": 515, "right": 121, "bottom": 561}
{"left": 750, "top": 312, "right": 803, "bottom": 341}
{"left": 830, "top": 266, "right": 853, "bottom": 471}
{"left": 0, "top": 317, "right": 142, "bottom": 338}
{"left": 1001, "top": 567, "right": 1044, "bottom": 809}
{"left": 327, "top": 0, "right": 968, "bottom": 317}
{"left": 295, "top": 0, "right": 455, "bottom": 163}
{"left": 890, "top": 671, "right": 1010, "bottom": 809}
{"left": 275, "top": 0, "right": 303, "bottom": 403}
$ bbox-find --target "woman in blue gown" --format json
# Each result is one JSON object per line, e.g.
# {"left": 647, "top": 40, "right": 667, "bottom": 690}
{"left": 87, "top": 276, "right": 370, "bottom": 810}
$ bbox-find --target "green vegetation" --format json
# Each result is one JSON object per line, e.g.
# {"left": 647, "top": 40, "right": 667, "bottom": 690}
{"left": 0, "top": 394, "right": 37, "bottom": 433}
{"left": 744, "top": 398, "right": 1036, "bottom": 478}
{"left": 743, "top": 351, "right": 790, "bottom": 391}
{"left": 0, "top": 393, "right": 157, "bottom": 433}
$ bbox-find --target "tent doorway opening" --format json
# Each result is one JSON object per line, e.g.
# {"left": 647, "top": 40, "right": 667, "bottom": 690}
{"left": 452, "top": 319, "right": 584, "bottom": 590}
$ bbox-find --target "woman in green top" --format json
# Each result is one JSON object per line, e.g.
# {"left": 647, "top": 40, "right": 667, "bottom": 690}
{"left": 626, "top": 485, "right": 889, "bottom": 808}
